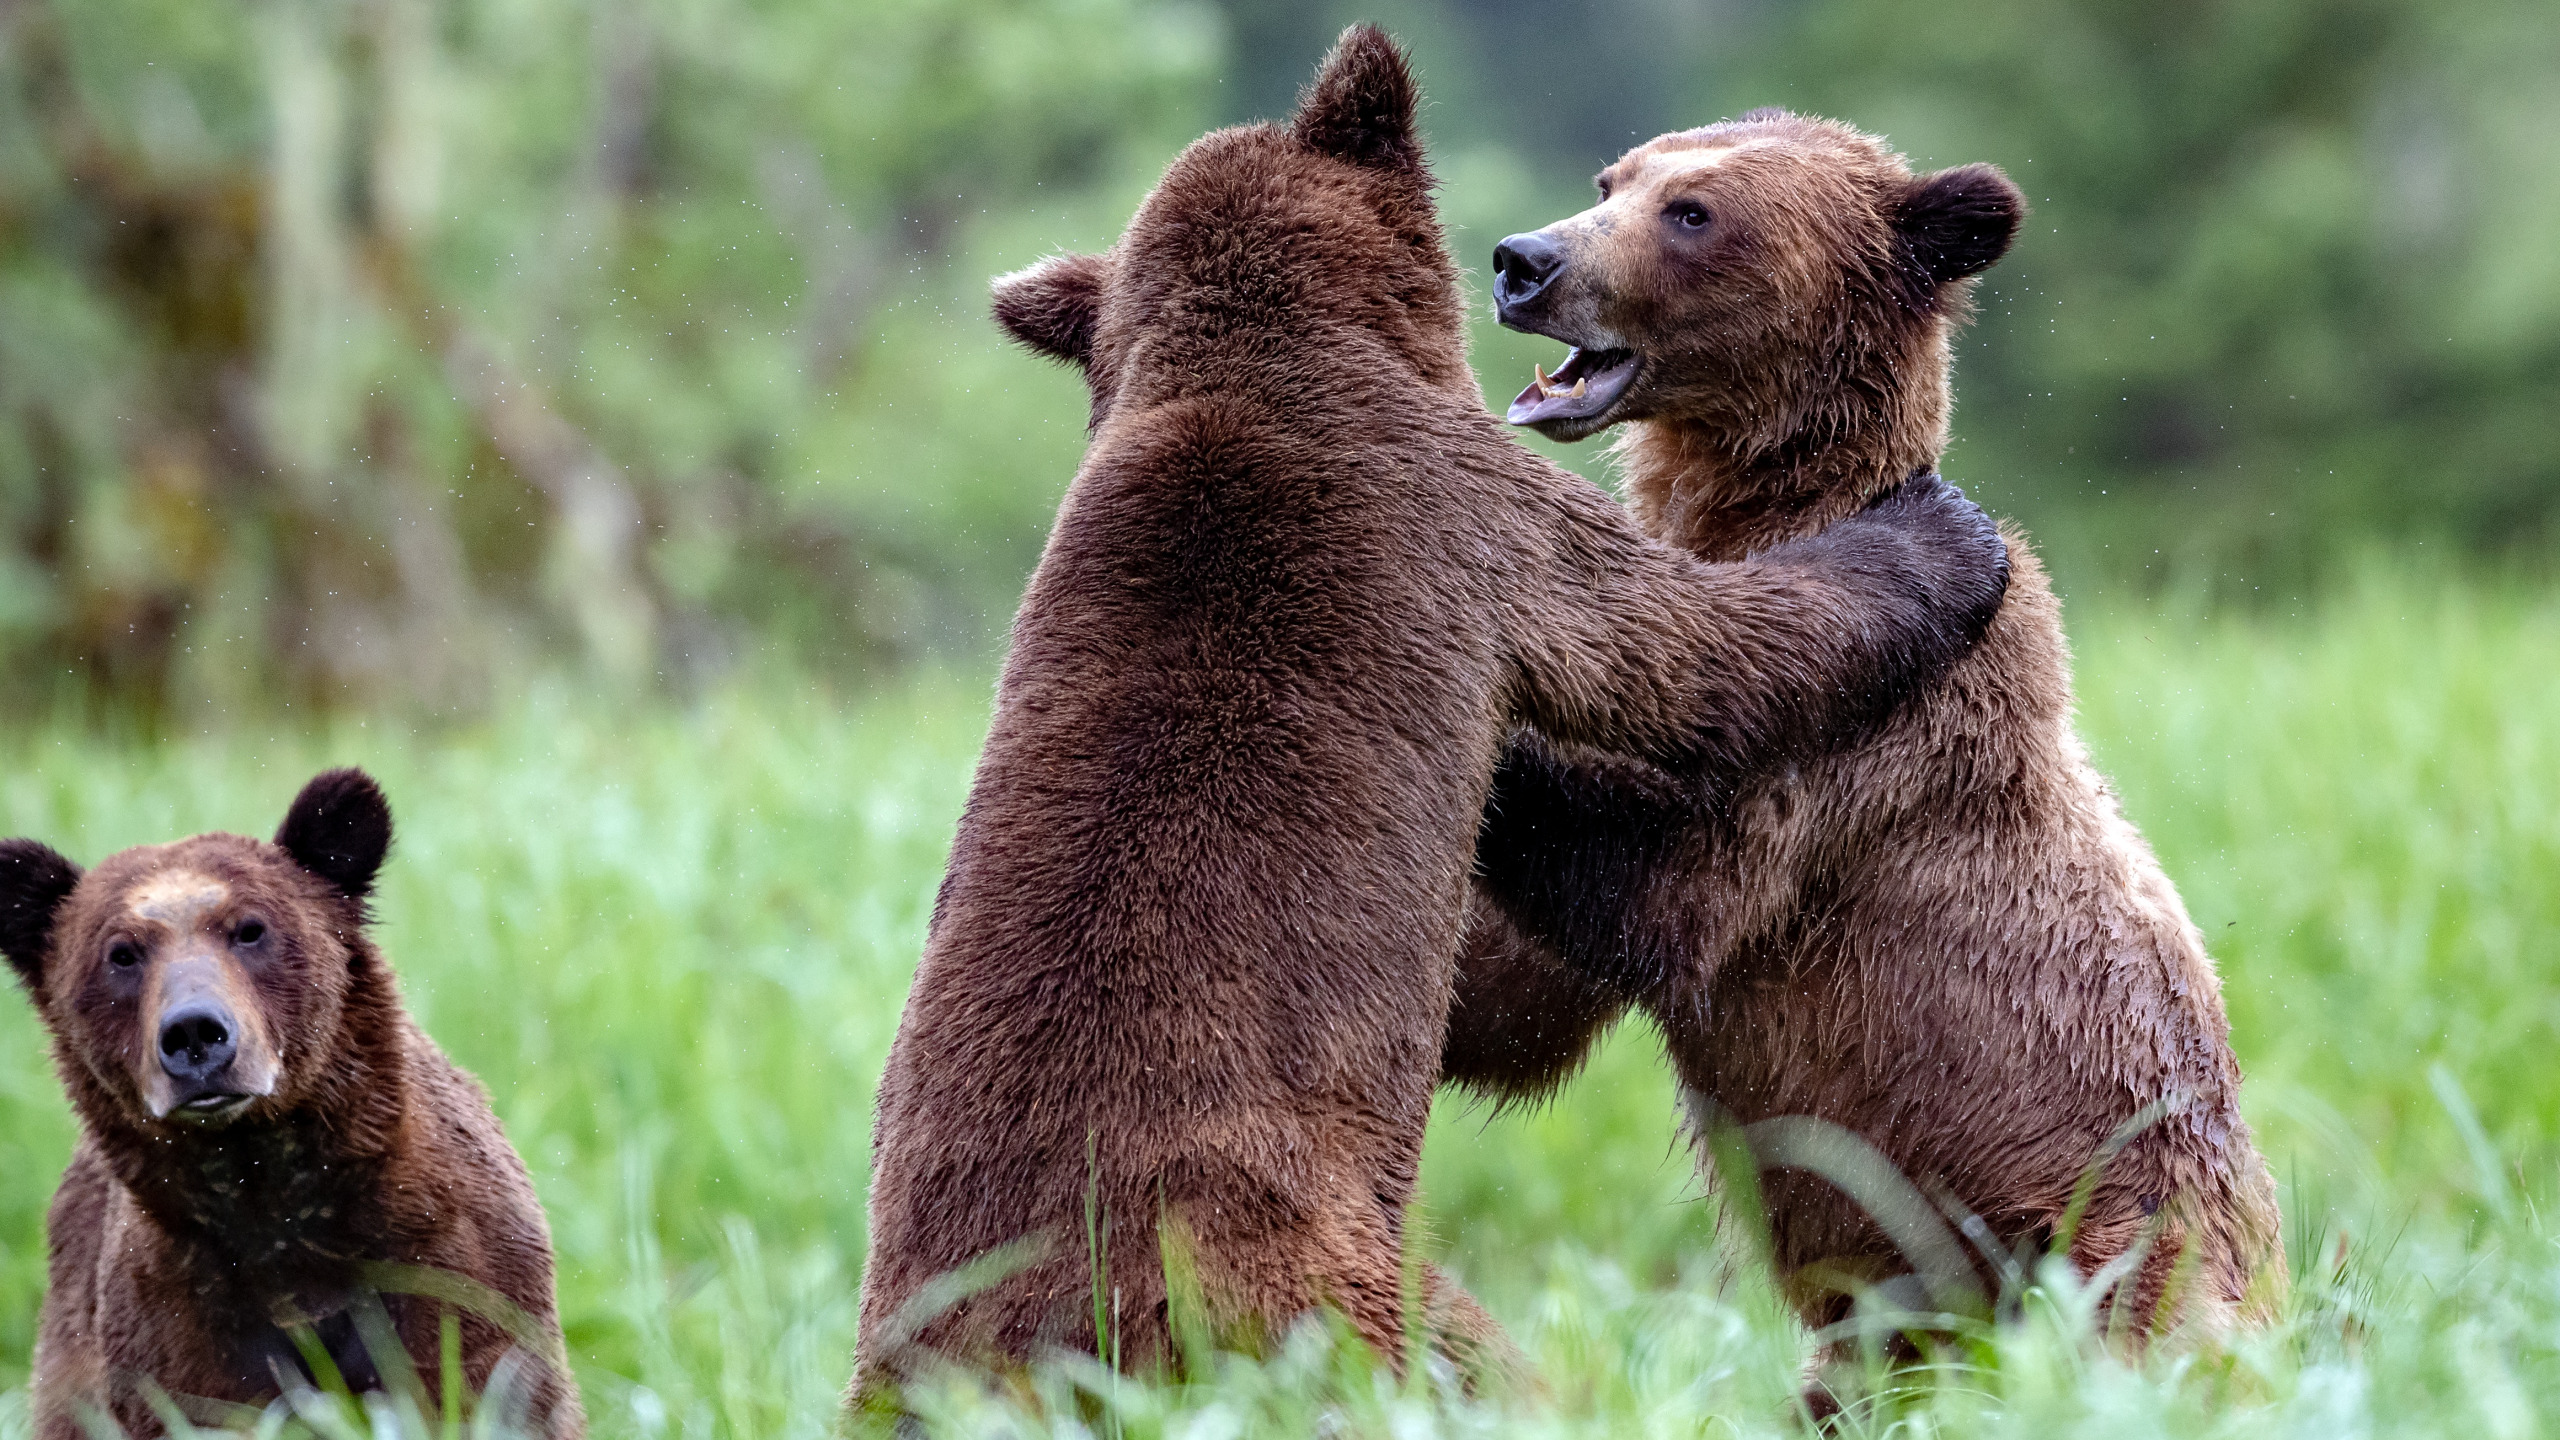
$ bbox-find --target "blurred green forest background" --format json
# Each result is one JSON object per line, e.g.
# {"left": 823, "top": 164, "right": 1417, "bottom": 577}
{"left": 4, "top": 0, "right": 2555, "bottom": 716}
{"left": 6, "top": 6, "right": 2560, "bottom": 1429}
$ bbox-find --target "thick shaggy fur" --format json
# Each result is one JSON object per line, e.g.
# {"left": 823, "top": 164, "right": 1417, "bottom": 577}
{"left": 852, "top": 35, "right": 2012, "bottom": 1398}
{"left": 1448, "top": 111, "right": 2285, "bottom": 1336}
{"left": 0, "top": 772, "right": 578, "bottom": 1439}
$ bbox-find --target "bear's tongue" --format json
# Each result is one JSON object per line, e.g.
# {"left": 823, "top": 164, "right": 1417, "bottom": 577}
{"left": 1506, "top": 347, "right": 1638, "bottom": 427}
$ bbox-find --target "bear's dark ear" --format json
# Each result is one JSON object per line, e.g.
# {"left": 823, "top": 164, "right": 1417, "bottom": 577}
{"left": 0, "top": 840, "right": 81, "bottom": 990}
{"left": 991, "top": 252, "right": 1106, "bottom": 369}
{"left": 275, "top": 768, "right": 393, "bottom": 902}
{"left": 1290, "top": 24, "right": 1422, "bottom": 175}
{"left": 1894, "top": 163, "right": 2027, "bottom": 285}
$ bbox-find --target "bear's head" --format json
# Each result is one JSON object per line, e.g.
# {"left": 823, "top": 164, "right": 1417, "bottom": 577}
{"left": 1489, "top": 111, "right": 2025, "bottom": 448}
{"left": 989, "top": 25, "right": 1469, "bottom": 426}
{"left": 0, "top": 768, "right": 394, "bottom": 1133}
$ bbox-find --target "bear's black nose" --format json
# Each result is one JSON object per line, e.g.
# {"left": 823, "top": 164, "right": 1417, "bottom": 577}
{"left": 158, "top": 1003, "right": 238, "bottom": 1081}
{"left": 1492, "top": 231, "right": 1566, "bottom": 309}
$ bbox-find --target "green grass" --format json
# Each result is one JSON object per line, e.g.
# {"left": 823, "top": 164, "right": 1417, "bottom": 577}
{"left": 2, "top": 562, "right": 2557, "bottom": 1437}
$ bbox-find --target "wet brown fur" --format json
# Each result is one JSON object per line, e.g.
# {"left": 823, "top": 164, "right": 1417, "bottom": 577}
{"left": 1447, "top": 112, "right": 2285, "bottom": 1337}
{"left": 0, "top": 772, "right": 579, "bottom": 1439}
{"left": 852, "top": 37, "right": 2014, "bottom": 1400}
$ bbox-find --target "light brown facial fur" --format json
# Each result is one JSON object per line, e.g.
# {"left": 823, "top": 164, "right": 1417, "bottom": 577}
{"left": 1490, "top": 111, "right": 2020, "bottom": 494}
{"left": 84, "top": 868, "right": 286, "bottom": 1122}
{"left": 1449, "top": 113, "right": 2282, "bottom": 1366}
{"left": 0, "top": 772, "right": 581, "bottom": 1439}
{"left": 38, "top": 840, "right": 364, "bottom": 1139}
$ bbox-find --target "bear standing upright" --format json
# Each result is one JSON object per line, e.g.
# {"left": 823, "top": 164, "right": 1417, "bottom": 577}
{"left": 1445, "top": 111, "right": 2284, "bottom": 1340}
{"left": 853, "top": 32, "right": 2014, "bottom": 1397}
{"left": 0, "top": 771, "right": 580, "bottom": 1439}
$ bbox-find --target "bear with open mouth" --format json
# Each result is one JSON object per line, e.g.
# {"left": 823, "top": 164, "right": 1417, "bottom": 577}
{"left": 1445, "top": 110, "right": 2285, "bottom": 1365}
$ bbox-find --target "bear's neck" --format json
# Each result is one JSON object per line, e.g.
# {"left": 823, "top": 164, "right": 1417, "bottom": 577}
{"left": 1611, "top": 330, "right": 1955, "bottom": 563}
{"left": 100, "top": 966, "right": 418, "bottom": 1300}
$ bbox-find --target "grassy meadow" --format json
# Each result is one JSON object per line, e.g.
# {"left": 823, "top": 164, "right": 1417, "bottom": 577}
{"left": 2, "top": 561, "right": 2557, "bottom": 1437}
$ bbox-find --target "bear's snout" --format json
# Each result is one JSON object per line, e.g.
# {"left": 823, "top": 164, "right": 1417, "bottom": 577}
{"left": 1492, "top": 231, "right": 1565, "bottom": 316}
{"left": 141, "top": 954, "right": 278, "bottom": 1120}
{"left": 157, "top": 1001, "right": 238, "bottom": 1084}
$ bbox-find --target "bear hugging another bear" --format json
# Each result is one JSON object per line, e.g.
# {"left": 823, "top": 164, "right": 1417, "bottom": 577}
{"left": 852, "top": 26, "right": 2013, "bottom": 1401}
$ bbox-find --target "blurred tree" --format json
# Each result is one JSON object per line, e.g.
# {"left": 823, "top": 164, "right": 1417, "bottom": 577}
{"left": 3, "top": 0, "right": 2553, "bottom": 714}
{"left": 0, "top": 0, "right": 1219, "bottom": 712}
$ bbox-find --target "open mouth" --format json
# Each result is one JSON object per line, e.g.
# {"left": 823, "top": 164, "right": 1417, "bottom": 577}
{"left": 1505, "top": 347, "right": 1638, "bottom": 430}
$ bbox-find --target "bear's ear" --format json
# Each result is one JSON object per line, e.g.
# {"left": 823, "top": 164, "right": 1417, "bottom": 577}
{"left": 0, "top": 840, "right": 81, "bottom": 990}
{"left": 275, "top": 768, "right": 393, "bottom": 902}
{"left": 1894, "top": 163, "right": 2027, "bottom": 285}
{"left": 1290, "top": 24, "right": 1423, "bottom": 176}
{"left": 991, "top": 252, "right": 1106, "bottom": 369}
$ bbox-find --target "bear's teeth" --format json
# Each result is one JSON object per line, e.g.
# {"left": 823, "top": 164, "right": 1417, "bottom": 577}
{"left": 1567, "top": 378, "right": 1588, "bottom": 398}
{"left": 1532, "top": 363, "right": 1558, "bottom": 397}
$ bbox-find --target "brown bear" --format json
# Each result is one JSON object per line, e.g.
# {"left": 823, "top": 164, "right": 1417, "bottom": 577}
{"left": 0, "top": 770, "right": 580, "bottom": 1439}
{"left": 851, "top": 32, "right": 2015, "bottom": 1400}
{"left": 1443, "top": 111, "right": 2285, "bottom": 1345}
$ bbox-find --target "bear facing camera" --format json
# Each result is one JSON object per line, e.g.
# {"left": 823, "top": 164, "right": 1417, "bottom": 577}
{"left": 0, "top": 770, "right": 582, "bottom": 1440}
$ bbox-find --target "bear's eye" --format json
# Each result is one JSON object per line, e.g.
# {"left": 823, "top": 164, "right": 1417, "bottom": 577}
{"left": 107, "top": 941, "right": 141, "bottom": 970}
{"left": 1665, "top": 200, "right": 1711, "bottom": 231}
{"left": 233, "top": 919, "right": 266, "bottom": 947}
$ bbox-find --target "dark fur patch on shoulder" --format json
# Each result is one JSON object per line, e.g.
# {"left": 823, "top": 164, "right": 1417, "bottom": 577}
{"left": 1290, "top": 25, "right": 1423, "bottom": 175}
{"left": 1474, "top": 735, "right": 1698, "bottom": 993}
{"left": 1895, "top": 163, "right": 2026, "bottom": 287}
{"left": 275, "top": 768, "right": 394, "bottom": 903}
{"left": 0, "top": 839, "right": 81, "bottom": 988}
